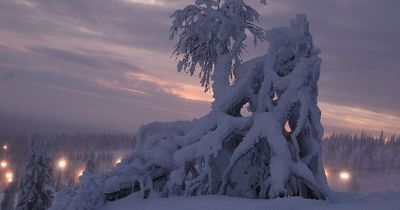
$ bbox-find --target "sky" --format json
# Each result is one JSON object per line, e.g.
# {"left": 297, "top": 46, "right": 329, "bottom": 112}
{"left": 0, "top": 0, "right": 399, "bottom": 136}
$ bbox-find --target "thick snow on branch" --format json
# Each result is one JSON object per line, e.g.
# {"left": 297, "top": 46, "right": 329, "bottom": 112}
{"left": 174, "top": 113, "right": 250, "bottom": 166}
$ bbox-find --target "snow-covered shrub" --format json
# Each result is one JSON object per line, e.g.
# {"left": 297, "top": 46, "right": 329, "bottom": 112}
{"left": 51, "top": 173, "right": 106, "bottom": 210}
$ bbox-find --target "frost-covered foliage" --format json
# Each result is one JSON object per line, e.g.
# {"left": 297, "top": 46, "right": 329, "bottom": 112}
{"left": 170, "top": 0, "right": 265, "bottom": 95}
{"left": 16, "top": 136, "right": 54, "bottom": 210}
{"left": 51, "top": 4, "right": 332, "bottom": 209}
{"left": 1, "top": 182, "right": 17, "bottom": 210}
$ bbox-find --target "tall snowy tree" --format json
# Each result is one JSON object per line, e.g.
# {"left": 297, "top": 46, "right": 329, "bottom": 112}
{"left": 51, "top": 1, "right": 332, "bottom": 208}
{"left": 1, "top": 182, "right": 17, "bottom": 210}
{"left": 166, "top": 10, "right": 331, "bottom": 199}
{"left": 16, "top": 136, "right": 54, "bottom": 210}
{"left": 170, "top": 0, "right": 265, "bottom": 97}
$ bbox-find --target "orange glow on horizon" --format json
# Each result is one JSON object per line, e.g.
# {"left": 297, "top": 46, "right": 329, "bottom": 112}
{"left": 123, "top": 0, "right": 164, "bottom": 6}
{"left": 102, "top": 70, "right": 400, "bottom": 134}
{"left": 319, "top": 102, "right": 400, "bottom": 135}
{"left": 125, "top": 72, "right": 213, "bottom": 102}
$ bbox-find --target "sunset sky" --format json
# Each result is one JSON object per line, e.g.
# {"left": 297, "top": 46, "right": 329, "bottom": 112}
{"left": 0, "top": 0, "right": 399, "bottom": 135}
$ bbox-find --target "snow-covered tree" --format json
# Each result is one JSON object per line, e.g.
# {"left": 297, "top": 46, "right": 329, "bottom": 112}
{"left": 1, "top": 182, "right": 17, "bottom": 210}
{"left": 52, "top": 2, "right": 332, "bottom": 207}
{"left": 16, "top": 136, "right": 54, "bottom": 210}
{"left": 170, "top": 0, "right": 265, "bottom": 97}
{"left": 85, "top": 152, "right": 97, "bottom": 175}
{"left": 50, "top": 173, "right": 105, "bottom": 210}
{"left": 50, "top": 153, "right": 102, "bottom": 210}
{"left": 165, "top": 11, "right": 331, "bottom": 199}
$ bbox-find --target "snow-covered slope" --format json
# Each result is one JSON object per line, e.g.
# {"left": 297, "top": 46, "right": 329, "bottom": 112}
{"left": 102, "top": 192, "right": 400, "bottom": 210}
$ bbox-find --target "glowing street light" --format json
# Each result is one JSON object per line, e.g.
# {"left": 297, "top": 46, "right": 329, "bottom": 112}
{"left": 115, "top": 158, "right": 122, "bottom": 165}
{"left": 5, "top": 171, "right": 13, "bottom": 183}
{"left": 5, "top": 172, "right": 13, "bottom": 179}
{"left": 78, "top": 170, "right": 84, "bottom": 177}
{"left": 58, "top": 159, "right": 67, "bottom": 170}
{"left": 3, "top": 145, "right": 7, "bottom": 150}
{"left": 0, "top": 161, "right": 7, "bottom": 168}
{"left": 339, "top": 171, "right": 350, "bottom": 181}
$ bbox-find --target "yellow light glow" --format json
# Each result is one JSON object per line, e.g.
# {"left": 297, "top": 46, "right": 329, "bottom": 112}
{"left": 324, "top": 169, "right": 329, "bottom": 178}
{"left": 7, "top": 178, "right": 12, "bottom": 183}
{"left": 58, "top": 159, "right": 67, "bottom": 169}
{"left": 0, "top": 161, "right": 7, "bottom": 168}
{"left": 115, "top": 158, "right": 122, "bottom": 165}
{"left": 340, "top": 171, "right": 350, "bottom": 181}
{"left": 78, "top": 170, "right": 84, "bottom": 177}
{"left": 5, "top": 172, "right": 13, "bottom": 179}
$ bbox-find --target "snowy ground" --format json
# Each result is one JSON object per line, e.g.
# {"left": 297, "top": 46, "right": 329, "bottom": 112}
{"left": 102, "top": 192, "right": 400, "bottom": 210}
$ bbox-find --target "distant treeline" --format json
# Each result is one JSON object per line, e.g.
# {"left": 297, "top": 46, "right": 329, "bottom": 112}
{"left": 322, "top": 131, "right": 400, "bottom": 171}
{"left": 1, "top": 131, "right": 399, "bottom": 188}
{"left": 0, "top": 133, "right": 136, "bottom": 187}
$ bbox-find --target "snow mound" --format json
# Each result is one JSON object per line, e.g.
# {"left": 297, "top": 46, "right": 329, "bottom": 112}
{"left": 102, "top": 192, "right": 400, "bottom": 210}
